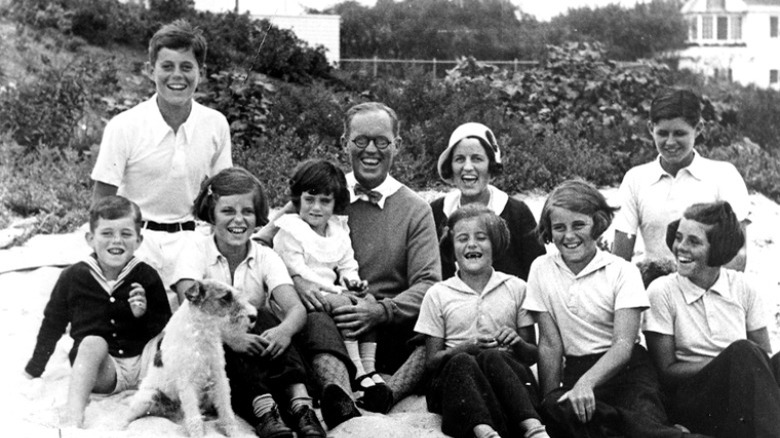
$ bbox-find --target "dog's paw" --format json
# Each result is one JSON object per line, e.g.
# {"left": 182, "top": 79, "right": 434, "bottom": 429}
{"left": 219, "top": 419, "right": 240, "bottom": 437}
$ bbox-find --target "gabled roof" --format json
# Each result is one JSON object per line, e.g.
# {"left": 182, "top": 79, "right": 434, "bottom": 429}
{"left": 744, "top": 0, "right": 780, "bottom": 5}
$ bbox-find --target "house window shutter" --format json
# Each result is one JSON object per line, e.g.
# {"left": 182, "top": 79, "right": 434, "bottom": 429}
{"left": 731, "top": 16, "right": 742, "bottom": 40}
{"left": 770, "top": 70, "right": 778, "bottom": 84}
{"left": 689, "top": 16, "right": 699, "bottom": 41}
{"left": 771, "top": 16, "right": 778, "bottom": 38}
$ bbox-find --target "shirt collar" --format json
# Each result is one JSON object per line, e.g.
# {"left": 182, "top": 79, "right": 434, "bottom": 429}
{"left": 552, "top": 249, "right": 613, "bottom": 278}
{"left": 650, "top": 150, "right": 702, "bottom": 182}
{"left": 441, "top": 184, "right": 509, "bottom": 217}
{"left": 678, "top": 268, "right": 730, "bottom": 304}
{"left": 445, "top": 269, "right": 510, "bottom": 296}
{"left": 206, "top": 234, "right": 256, "bottom": 269}
{"left": 149, "top": 95, "right": 199, "bottom": 146}
{"left": 83, "top": 254, "right": 142, "bottom": 294}
{"left": 346, "top": 172, "right": 402, "bottom": 209}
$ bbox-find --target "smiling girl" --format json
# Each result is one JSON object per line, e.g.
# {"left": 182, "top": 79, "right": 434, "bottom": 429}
{"left": 524, "top": 180, "right": 690, "bottom": 438}
{"left": 172, "top": 167, "right": 326, "bottom": 438}
{"left": 644, "top": 201, "right": 780, "bottom": 438}
{"left": 612, "top": 89, "right": 749, "bottom": 270}
{"left": 415, "top": 205, "right": 548, "bottom": 438}
{"left": 272, "top": 159, "right": 392, "bottom": 409}
{"left": 431, "top": 122, "right": 545, "bottom": 281}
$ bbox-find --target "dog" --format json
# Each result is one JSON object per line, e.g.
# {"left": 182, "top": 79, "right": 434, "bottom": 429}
{"left": 124, "top": 279, "right": 257, "bottom": 437}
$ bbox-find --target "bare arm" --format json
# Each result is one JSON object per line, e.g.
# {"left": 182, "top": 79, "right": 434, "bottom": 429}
{"left": 644, "top": 331, "right": 710, "bottom": 387}
{"left": 92, "top": 181, "right": 118, "bottom": 205}
{"left": 747, "top": 327, "right": 772, "bottom": 355}
{"left": 537, "top": 312, "right": 564, "bottom": 397}
{"left": 612, "top": 231, "right": 636, "bottom": 262}
{"left": 558, "top": 308, "right": 641, "bottom": 423}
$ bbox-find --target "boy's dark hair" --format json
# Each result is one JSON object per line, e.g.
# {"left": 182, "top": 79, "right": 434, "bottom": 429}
{"left": 89, "top": 196, "right": 142, "bottom": 233}
{"left": 636, "top": 259, "right": 677, "bottom": 289}
{"left": 447, "top": 204, "right": 510, "bottom": 259}
{"left": 289, "top": 159, "right": 350, "bottom": 214}
{"left": 148, "top": 19, "right": 207, "bottom": 67}
{"left": 537, "top": 179, "right": 619, "bottom": 244}
{"left": 650, "top": 89, "right": 701, "bottom": 127}
{"left": 665, "top": 201, "right": 743, "bottom": 267}
{"left": 439, "top": 136, "right": 503, "bottom": 181}
{"left": 343, "top": 102, "right": 400, "bottom": 139}
{"left": 193, "top": 167, "right": 269, "bottom": 226}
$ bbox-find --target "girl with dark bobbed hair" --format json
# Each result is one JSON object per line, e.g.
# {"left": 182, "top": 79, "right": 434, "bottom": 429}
{"left": 612, "top": 89, "right": 750, "bottom": 271}
{"left": 644, "top": 201, "right": 780, "bottom": 438}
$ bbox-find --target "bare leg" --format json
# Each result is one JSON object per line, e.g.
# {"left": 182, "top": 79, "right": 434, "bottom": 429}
{"left": 63, "top": 336, "right": 116, "bottom": 428}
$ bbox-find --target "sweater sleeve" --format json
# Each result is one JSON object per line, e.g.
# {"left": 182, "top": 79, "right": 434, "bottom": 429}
{"left": 381, "top": 203, "right": 441, "bottom": 325}
{"left": 25, "top": 269, "right": 72, "bottom": 377}
{"left": 138, "top": 264, "right": 172, "bottom": 340}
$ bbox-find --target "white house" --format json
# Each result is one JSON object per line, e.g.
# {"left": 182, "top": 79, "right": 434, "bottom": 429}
{"left": 194, "top": 0, "right": 341, "bottom": 65}
{"left": 680, "top": 0, "right": 780, "bottom": 88}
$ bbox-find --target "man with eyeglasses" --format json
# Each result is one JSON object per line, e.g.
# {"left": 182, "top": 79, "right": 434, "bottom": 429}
{"left": 255, "top": 102, "right": 441, "bottom": 428}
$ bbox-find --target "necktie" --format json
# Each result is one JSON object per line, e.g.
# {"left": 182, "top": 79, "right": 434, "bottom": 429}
{"left": 354, "top": 183, "right": 382, "bottom": 205}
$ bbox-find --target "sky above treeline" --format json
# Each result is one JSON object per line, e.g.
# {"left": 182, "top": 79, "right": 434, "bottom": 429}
{"left": 201, "top": 0, "right": 645, "bottom": 22}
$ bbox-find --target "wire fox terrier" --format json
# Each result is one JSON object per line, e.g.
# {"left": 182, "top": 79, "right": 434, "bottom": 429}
{"left": 124, "top": 279, "right": 257, "bottom": 437}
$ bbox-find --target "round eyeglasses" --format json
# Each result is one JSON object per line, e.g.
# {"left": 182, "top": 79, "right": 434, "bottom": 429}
{"left": 350, "top": 135, "right": 394, "bottom": 149}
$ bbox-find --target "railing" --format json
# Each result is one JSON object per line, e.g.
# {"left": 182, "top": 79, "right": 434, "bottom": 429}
{"left": 338, "top": 57, "right": 538, "bottom": 79}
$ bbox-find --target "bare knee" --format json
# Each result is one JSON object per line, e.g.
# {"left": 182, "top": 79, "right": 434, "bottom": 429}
{"left": 75, "top": 336, "right": 109, "bottom": 361}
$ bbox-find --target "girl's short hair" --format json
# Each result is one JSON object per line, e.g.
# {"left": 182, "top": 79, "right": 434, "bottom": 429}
{"left": 289, "top": 159, "right": 350, "bottom": 214}
{"left": 536, "top": 179, "right": 618, "bottom": 244}
{"left": 650, "top": 89, "right": 701, "bottom": 127}
{"left": 447, "top": 204, "right": 510, "bottom": 259}
{"left": 664, "top": 201, "right": 743, "bottom": 267}
{"left": 193, "top": 167, "right": 269, "bottom": 226}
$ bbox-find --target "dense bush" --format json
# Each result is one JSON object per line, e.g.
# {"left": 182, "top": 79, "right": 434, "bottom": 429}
{"left": 0, "top": 52, "right": 120, "bottom": 152}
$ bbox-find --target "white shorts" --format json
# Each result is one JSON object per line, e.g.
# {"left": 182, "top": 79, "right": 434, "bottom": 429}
{"left": 110, "top": 333, "right": 162, "bottom": 394}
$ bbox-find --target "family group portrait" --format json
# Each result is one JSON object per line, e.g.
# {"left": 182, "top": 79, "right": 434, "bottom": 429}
{"left": 2, "top": 0, "right": 780, "bottom": 437}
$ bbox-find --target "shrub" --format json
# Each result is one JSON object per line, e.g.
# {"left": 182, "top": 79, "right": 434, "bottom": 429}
{"left": 0, "top": 138, "right": 92, "bottom": 234}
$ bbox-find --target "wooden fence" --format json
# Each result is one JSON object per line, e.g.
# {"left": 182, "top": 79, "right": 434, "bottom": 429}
{"left": 338, "top": 57, "right": 538, "bottom": 79}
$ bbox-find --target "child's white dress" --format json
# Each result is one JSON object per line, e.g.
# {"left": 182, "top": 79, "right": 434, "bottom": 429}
{"left": 273, "top": 213, "right": 360, "bottom": 291}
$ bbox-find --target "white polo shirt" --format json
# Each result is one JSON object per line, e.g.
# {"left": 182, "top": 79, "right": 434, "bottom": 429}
{"left": 172, "top": 234, "right": 293, "bottom": 309}
{"left": 415, "top": 270, "right": 534, "bottom": 349}
{"left": 91, "top": 96, "right": 232, "bottom": 223}
{"left": 643, "top": 270, "right": 766, "bottom": 364}
{"left": 613, "top": 152, "right": 749, "bottom": 261}
{"left": 523, "top": 250, "right": 648, "bottom": 356}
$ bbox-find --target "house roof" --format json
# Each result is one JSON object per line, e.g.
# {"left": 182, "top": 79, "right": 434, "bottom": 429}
{"left": 744, "top": 0, "right": 780, "bottom": 5}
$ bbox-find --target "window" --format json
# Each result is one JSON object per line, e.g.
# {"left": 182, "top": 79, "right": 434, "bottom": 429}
{"left": 703, "top": 16, "right": 714, "bottom": 39}
{"left": 731, "top": 16, "right": 742, "bottom": 40}
{"left": 717, "top": 16, "right": 728, "bottom": 39}
{"left": 689, "top": 17, "right": 698, "bottom": 41}
{"left": 771, "top": 70, "right": 778, "bottom": 84}
{"left": 771, "top": 16, "right": 778, "bottom": 38}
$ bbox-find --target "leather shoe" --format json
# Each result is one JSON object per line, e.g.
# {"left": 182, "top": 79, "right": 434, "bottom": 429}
{"left": 320, "top": 384, "right": 361, "bottom": 429}
{"left": 290, "top": 405, "right": 326, "bottom": 438}
{"left": 358, "top": 383, "right": 394, "bottom": 414}
{"left": 255, "top": 406, "right": 294, "bottom": 438}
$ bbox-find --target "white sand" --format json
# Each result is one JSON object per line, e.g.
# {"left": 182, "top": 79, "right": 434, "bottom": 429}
{"left": 2, "top": 189, "right": 778, "bottom": 437}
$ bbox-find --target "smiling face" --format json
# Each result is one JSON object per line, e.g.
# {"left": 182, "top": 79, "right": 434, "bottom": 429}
{"left": 344, "top": 110, "right": 398, "bottom": 190}
{"left": 672, "top": 218, "right": 719, "bottom": 288}
{"left": 451, "top": 138, "right": 491, "bottom": 204}
{"left": 452, "top": 217, "right": 494, "bottom": 277}
{"left": 299, "top": 191, "right": 335, "bottom": 236}
{"left": 649, "top": 117, "right": 699, "bottom": 175}
{"left": 148, "top": 47, "right": 201, "bottom": 111}
{"left": 213, "top": 192, "right": 257, "bottom": 255}
{"left": 86, "top": 215, "right": 143, "bottom": 280}
{"left": 550, "top": 207, "right": 598, "bottom": 274}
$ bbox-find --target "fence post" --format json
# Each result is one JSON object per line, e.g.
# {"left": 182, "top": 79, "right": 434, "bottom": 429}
{"left": 432, "top": 58, "right": 437, "bottom": 81}
{"left": 373, "top": 56, "right": 378, "bottom": 78}
{"left": 514, "top": 58, "right": 517, "bottom": 72}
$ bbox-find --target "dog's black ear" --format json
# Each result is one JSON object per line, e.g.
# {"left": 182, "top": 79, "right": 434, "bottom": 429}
{"left": 183, "top": 281, "right": 205, "bottom": 305}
